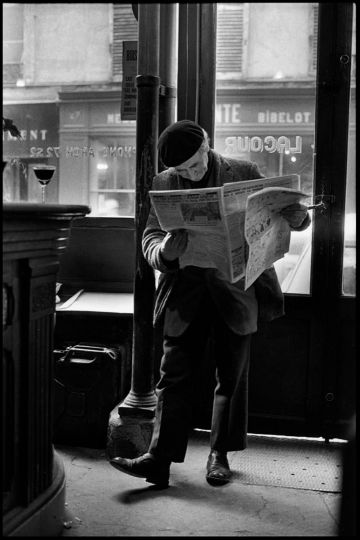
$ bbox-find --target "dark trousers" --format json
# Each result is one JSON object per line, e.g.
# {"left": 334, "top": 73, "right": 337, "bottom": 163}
{"left": 149, "top": 299, "right": 252, "bottom": 462}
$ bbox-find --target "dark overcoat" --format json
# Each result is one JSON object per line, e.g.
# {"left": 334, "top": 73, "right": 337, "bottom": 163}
{"left": 142, "top": 150, "right": 306, "bottom": 335}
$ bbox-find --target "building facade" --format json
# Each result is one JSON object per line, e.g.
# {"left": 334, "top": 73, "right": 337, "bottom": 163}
{"left": 3, "top": 3, "right": 356, "bottom": 218}
{"left": 3, "top": 3, "right": 137, "bottom": 213}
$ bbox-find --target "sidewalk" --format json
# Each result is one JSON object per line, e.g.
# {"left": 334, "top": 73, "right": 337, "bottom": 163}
{"left": 58, "top": 430, "right": 343, "bottom": 537}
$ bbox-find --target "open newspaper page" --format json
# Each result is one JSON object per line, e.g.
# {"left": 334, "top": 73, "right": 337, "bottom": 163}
{"left": 244, "top": 186, "right": 310, "bottom": 290}
{"left": 222, "top": 174, "right": 301, "bottom": 283}
{"left": 149, "top": 174, "right": 309, "bottom": 285}
{"left": 149, "top": 187, "right": 233, "bottom": 280}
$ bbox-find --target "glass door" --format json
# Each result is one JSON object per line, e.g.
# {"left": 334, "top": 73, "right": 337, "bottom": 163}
{"left": 214, "top": 2, "right": 318, "bottom": 294}
{"left": 210, "top": 3, "right": 355, "bottom": 438}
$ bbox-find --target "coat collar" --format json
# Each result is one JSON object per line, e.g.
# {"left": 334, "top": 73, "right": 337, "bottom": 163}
{"left": 157, "top": 150, "right": 235, "bottom": 189}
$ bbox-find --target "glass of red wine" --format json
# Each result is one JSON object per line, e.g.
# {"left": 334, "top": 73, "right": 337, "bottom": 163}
{"left": 33, "top": 164, "right": 56, "bottom": 203}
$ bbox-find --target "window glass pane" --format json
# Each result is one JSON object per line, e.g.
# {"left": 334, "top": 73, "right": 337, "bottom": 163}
{"left": 3, "top": 41, "right": 23, "bottom": 64}
{"left": 88, "top": 136, "right": 136, "bottom": 216}
{"left": 3, "top": 3, "right": 138, "bottom": 217}
{"left": 342, "top": 8, "right": 356, "bottom": 297}
{"left": 3, "top": 103, "right": 60, "bottom": 203}
{"left": 214, "top": 2, "right": 317, "bottom": 294}
{"left": 3, "top": 5, "right": 24, "bottom": 42}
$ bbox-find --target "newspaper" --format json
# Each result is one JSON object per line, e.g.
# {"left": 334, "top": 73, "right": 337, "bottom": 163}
{"left": 149, "top": 174, "right": 310, "bottom": 289}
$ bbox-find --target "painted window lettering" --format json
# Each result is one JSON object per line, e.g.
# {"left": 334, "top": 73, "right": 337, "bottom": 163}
{"left": 214, "top": 104, "right": 313, "bottom": 125}
{"left": 29, "top": 145, "right": 137, "bottom": 158}
{"left": 225, "top": 136, "right": 302, "bottom": 154}
{"left": 216, "top": 104, "right": 241, "bottom": 124}
{"left": 258, "top": 111, "right": 312, "bottom": 123}
{"left": 4, "top": 129, "right": 48, "bottom": 141}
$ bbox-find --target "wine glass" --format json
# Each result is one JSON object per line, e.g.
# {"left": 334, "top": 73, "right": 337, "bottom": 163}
{"left": 33, "top": 164, "right": 56, "bottom": 203}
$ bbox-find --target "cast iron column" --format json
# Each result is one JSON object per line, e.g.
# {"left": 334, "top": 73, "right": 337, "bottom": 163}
{"left": 159, "top": 4, "right": 177, "bottom": 140}
{"left": 119, "top": 4, "right": 160, "bottom": 416}
{"left": 198, "top": 4, "right": 217, "bottom": 145}
{"left": 177, "top": 3, "right": 200, "bottom": 122}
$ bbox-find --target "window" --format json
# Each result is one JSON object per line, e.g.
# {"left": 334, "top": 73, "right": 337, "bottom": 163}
{"left": 351, "top": 5, "right": 356, "bottom": 81}
{"left": 3, "top": 3, "right": 24, "bottom": 85}
{"left": 112, "top": 3, "right": 138, "bottom": 81}
{"left": 3, "top": 3, "right": 138, "bottom": 216}
{"left": 215, "top": 3, "right": 318, "bottom": 293}
{"left": 309, "top": 3, "right": 318, "bottom": 75}
{"left": 216, "top": 3, "right": 246, "bottom": 79}
{"left": 342, "top": 6, "right": 356, "bottom": 296}
{"left": 88, "top": 136, "right": 136, "bottom": 216}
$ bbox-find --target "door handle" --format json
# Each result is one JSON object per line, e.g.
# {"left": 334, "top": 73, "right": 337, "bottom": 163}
{"left": 307, "top": 194, "right": 335, "bottom": 214}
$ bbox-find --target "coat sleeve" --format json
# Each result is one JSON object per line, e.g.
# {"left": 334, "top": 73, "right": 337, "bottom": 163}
{"left": 142, "top": 176, "right": 179, "bottom": 274}
{"left": 289, "top": 212, "right": 311, "bottom": 232}
{"left": 247, "top": 160, "right": 311, "bottom": 231}
{"left": 249, "top": 161, "right": 265, "bottom": 180}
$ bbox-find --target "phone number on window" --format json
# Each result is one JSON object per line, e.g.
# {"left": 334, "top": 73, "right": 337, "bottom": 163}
{"left": 30, "top": 146, "right": 61, "bottom": 158}
{"left": 30, "top": 146, "right": 136, "bottom": 158}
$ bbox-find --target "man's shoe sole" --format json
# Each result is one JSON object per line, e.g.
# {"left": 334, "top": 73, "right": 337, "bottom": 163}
{"left": 110, "top": 459, "right": 169, "bottom": 488}
{"left": 145, "top": 476, "right": 169, "bottom": 488}
{"left": 206, "top": 472, "right": 231, "bottom": 486}
{"left": 110, "top": 459, "right": 146, "bottom": 478}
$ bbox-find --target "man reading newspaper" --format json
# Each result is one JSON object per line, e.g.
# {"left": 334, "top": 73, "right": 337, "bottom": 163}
{"left": 110, "top": 120, "right": 311, "bottom": 488}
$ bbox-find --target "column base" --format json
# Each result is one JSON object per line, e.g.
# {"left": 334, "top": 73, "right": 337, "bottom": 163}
{"left": 118, "top": 401, "right": 156, "bottom": 418}
{"left": 107, "top": 404, "right": 155, "bottom": 460}
{"left": 118, "top": 389, "right": 157, "bottom": 418}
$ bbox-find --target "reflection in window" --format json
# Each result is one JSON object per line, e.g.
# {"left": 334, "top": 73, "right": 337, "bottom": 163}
{"left": 214, "top": 3, "right": 318, "bottom": 293}
{"left": 3, "top": 4, "right": 138, "bottom": 215}
{"left": 89, "top": 137, "right": 136, "bottom": 216}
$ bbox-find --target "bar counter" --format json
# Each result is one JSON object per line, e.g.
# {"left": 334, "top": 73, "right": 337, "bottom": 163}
{"left": 3, "top": 202, "right": 90, "bottom": 536}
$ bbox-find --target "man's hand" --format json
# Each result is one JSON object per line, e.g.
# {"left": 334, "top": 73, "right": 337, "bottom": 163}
{"left": 280, "top": 203, "right": 308, "bottom": 228}
{"left": 160, "top": 229, "right": 188, "bottom": 262}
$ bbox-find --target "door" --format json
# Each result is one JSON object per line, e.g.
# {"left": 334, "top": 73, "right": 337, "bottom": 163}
{"left": 184, "top": 3, "right": 355, "bottom": 439}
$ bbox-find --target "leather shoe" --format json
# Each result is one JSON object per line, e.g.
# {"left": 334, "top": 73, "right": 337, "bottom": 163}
{"left": 110, "top": 452, "right": 170, "bottom": 488}
{"left": 206, "top": 450, "right": 231, "bottom": 486}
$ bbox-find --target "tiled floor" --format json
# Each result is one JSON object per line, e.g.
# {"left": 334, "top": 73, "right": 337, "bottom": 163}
{"left": 57, "top": 430, "right": 345, "bottom": 537}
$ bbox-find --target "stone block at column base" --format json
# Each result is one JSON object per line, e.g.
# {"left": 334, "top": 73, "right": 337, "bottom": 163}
{"left": 106, "top": 404, "right": 155, "bottom": 460}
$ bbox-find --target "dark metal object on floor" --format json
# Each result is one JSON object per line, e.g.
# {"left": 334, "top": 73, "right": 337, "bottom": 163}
{"left": 53, "top": 343, "right": 125, "bottom": 448}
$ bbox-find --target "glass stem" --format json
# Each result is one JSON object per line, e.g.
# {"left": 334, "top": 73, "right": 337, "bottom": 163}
{"left": 41, "top": 185, "right": 46, "bottom": 203}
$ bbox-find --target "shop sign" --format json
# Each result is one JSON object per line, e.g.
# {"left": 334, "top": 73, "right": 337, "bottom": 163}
{"left": 3, "top": 103, "right": 59, "bottom": 158}
{"left": 216, "top": 102, "right": 314, "bottom": 125}
{"left": 216, "top": 104, "right": 241, "bottom": 124}
{"left": 258, "top": 110, "right": 311, "bottom": 124}
{"left": 121, "top": 41, "right": 137, "bottom": 121}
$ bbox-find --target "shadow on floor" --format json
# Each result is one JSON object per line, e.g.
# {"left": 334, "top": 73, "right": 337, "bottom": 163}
{"left": 57, "top": 430, "right": 345, "bottom": 537}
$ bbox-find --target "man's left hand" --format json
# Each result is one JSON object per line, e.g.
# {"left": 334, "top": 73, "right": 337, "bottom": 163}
{"left": 280, "top": 203, "right": 308, "bottom": 228}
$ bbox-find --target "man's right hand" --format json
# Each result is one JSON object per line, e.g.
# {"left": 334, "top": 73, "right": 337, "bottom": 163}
{"left": 160, "top": 229, "right": 188, "bottom": 261}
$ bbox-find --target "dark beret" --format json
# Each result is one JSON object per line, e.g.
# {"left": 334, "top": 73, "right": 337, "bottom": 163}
{"left": 158, "top": 120, "right": 204, "bottom": 167}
